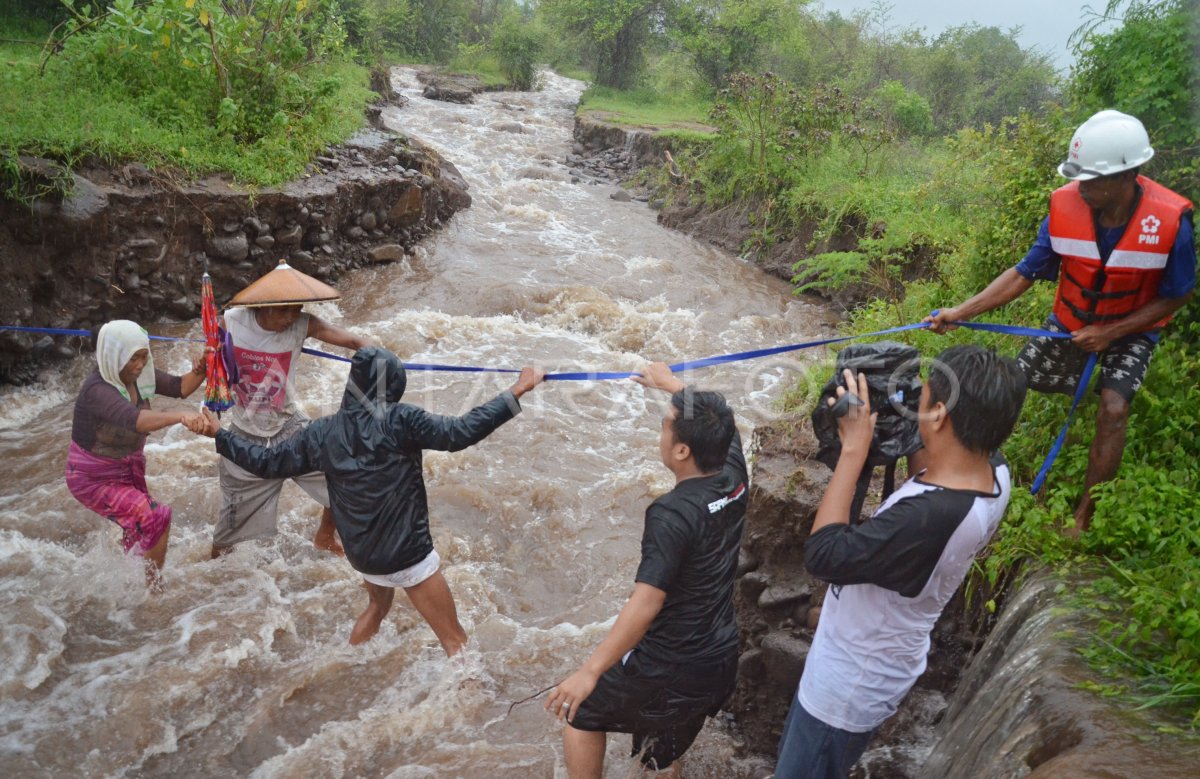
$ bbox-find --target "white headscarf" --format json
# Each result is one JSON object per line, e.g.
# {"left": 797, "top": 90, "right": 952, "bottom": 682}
{"left": 97, "top": 320, "right": 156, "bottom": 401}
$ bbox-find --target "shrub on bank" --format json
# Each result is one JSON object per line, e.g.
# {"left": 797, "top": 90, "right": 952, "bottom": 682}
{"left": 1, "top": 4, "right": 375, "bottom": 190}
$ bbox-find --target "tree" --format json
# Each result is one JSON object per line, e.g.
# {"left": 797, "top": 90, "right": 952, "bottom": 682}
{"left": 669, "top": 0, "right": 802, "bottom": 90}
{"left": 540, "top": 0, "right": 659, "bottom": 88}
{"left": 919, "top": 24, "right": 1059, "bottom": 132}
{"left": 1070, "top": 0, "right": 1197, "bottom": 195}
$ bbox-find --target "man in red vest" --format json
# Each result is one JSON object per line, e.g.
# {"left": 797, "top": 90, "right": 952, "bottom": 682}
{"left": 927, "top": 110, "right": 1195, "bottom": 538}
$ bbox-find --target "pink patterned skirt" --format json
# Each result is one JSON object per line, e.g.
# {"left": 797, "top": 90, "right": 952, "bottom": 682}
{"left": 65, "top": 441, "right": 172, "bottom": 555}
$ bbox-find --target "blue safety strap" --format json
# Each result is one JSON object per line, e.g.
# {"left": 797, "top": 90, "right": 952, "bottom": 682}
{"left": 0, "top": 317, "right": 1092, "bottom": 491}
{"left": 1030, "top": 352, "right": 1098, "bottom": 495}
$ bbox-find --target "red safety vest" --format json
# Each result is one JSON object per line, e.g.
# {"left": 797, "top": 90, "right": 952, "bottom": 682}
{"left": 1049, "top": 176, "right": 1192, "bottom": 332}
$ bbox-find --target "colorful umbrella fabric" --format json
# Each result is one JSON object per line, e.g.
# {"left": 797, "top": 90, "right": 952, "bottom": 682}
{"left": 201, "top": 272, "right": 235, "bottom": 412}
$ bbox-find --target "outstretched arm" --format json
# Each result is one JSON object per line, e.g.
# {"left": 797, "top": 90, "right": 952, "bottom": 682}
{"left": 632, "top": 361, "right": 686, "bottom": 394}
{"left": 409, "top": 367, "right": 545, "bottom": 451}
{"left": 926, "top": 267, "right": 1033, "bottom": 333}
{"left": 544, "top": 583, "right": 667, "bottom": 723}
{"left": 190, "top": 409, "right": 321, "bottom": 479}
{"left": 308, "top": 314, "right": 371, "bottom": 351}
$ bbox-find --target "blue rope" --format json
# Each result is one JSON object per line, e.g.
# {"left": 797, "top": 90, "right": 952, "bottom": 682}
{"left": 1030, "top": 352, "right": 1098, "bottom": 495}
{"left": 0, "top": 317, "right": 1091, "bottom": 489}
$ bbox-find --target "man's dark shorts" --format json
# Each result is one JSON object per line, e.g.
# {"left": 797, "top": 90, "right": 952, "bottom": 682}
{"left": 1016, "top": 317, "right": 1156, "bottom": 402}
{"left": 570, "top": 649, "right": 737, "bottom": 769}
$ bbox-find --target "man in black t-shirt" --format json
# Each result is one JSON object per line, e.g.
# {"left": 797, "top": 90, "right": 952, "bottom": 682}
{"left": 545, "top": 362, "right": 748, "bottom": 777}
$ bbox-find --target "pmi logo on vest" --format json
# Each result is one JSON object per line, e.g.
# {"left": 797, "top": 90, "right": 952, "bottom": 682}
{"left": 1139, "top": 214, "right": 1162, "bottom": 245}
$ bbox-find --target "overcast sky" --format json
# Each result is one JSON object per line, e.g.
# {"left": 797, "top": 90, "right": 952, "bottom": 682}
{"left": 814, "top": 0, "right": 1111, "bottom": 71}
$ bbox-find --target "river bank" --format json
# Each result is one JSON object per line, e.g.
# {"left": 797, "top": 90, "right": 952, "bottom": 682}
{"left": 572, "top": 110, "right": 1200, "bottom": 776}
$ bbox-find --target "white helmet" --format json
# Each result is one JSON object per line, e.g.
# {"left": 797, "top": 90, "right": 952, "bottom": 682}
{"left": 1058, "top": 110, "right": 1154, "bottom": 180}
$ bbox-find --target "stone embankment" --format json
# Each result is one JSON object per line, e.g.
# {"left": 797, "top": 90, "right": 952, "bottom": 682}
{"left": 0, "top": 127, "right": 470, "bottom": 382}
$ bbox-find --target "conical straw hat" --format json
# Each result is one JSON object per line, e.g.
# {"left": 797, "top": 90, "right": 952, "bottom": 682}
{"left": 227, "top": 260, "right": 341, "bottom": 307}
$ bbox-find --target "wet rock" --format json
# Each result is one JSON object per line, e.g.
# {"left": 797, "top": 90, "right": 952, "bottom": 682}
{"left": 368, "top": 245, "right": 406, "bottom": 263}
{"left": 422, "top": 84, "right": 474, "bottom": 104}
{"left": 276, "top": 225, "right": 303, "bottom": 246}
{"left": 388, "top": 185, "right": 425, "bottom": 228}
{"left": 169, "top": 295, "right": 194, "bottom": 318}
{"left": 206, "top": 233, "right": 249, "bottom": 262}
{"left": 610, "top": 190, "right": 632, "bottom": 202}
{"left": 736, "top": 549, "right": 759, "bottom": 577}
{"left": 518, "top": 166, "right": 568, "bottom": 182}
{"left": 491, "top": 122, "right": 526, "bottom": 134}
{"left": 757, "top": 581, "right": 812, "bottom": 611}
{"left": 125, "top": 237, "right": 159, "bottom": 254}
{"left": 291, "top": 250, "right": 314, "bottom": 265}
{"left": 760, "top": 631, "right": 810, "bottom": 688}
{"left": 59, "top": 175, "right": 109, "bottom": 223}
{"left": 244, "top": 216, "right": 268, "bottom": 235}
{"left": 345, "top": 226, "right": 365, "bottom": 241}
{"left": 221, "top": 220, "right": 240, "bottom": 234}
{"left": 360, "top": 212, "right": 378, "bottom": 231}
{"left": 254, "top": 235, "right": 275, "bottom": 250}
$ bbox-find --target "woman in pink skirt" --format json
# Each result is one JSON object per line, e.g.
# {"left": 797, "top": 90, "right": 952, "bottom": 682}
{"left": 65, "top": 320, "right": 206, "bottom": 587}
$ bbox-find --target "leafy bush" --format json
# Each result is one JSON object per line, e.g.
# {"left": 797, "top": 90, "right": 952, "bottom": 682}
{"left": 869, "top": 80, "right": 934, "bottom": 139}
{"left": 492, "top": 12, "right": 543, "bottom": 90}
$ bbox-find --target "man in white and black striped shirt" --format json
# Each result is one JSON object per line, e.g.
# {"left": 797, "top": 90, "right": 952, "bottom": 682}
{"left": 776, "top": 345, "right": 1028, "bottom": 779}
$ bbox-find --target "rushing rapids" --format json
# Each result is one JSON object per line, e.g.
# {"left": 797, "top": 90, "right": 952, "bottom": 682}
{"left": 0, "top": 69, "right": 834, "bottom": 776}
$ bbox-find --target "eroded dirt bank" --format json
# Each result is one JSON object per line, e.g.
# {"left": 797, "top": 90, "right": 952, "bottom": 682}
{"left": 0, "top": 127, "right": 470, "bottom": 382}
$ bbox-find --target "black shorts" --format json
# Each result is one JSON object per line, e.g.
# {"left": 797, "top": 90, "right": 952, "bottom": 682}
{"left": 1016, "top": 317, "right": 1156, "bottom": 402}
{"left": 570, "top": 649, "right": 737, "bottom": 769}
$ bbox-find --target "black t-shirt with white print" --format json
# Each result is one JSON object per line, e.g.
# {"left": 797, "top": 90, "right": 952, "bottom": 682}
{"left": 635, "top": 429, "right": 748, "bottom": 667}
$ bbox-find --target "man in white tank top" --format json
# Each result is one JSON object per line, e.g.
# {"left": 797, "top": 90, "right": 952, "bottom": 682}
{"left": 212, "top": 302, "right": 369, "bottom": 558}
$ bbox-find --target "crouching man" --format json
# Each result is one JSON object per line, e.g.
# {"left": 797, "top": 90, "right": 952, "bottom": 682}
{"left": 775, "top": 345, "right": 1027, "bottom": 778}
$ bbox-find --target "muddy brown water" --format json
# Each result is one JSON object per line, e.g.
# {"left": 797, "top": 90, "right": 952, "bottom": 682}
{"left": 0, "top": 69, "right": 837, "bottom": 777}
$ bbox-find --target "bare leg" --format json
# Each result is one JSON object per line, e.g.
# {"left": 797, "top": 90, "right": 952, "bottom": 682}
{"left": 350, "top": 581, "right": 396, "bottom": 645}
{"left": 644, "top": 762, "right": 681, "bottom": 778}
{"left": 313, "top": 507, "right": 344, "bottom": 556}
{"left": 403, "top": 570, "right": 468, "bottom": 657}
{"left": 563, "top": 724, "right": 606, "bottom": 779}
{"left": 210, "top": 543, "right": 233, "bottom": 560}
{"left": 143, "top": 525, "right": 170, "bottom": 590}
{"left": 1069, "top": 388, "right": 1130, "bottom": 538}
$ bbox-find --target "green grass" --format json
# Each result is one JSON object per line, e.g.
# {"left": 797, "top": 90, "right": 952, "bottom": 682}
{"left": 577, "top": 85, "right": 715, "bottom": 132}
{"left": 1, "top": 15, "right": 375, "bottom": 188}
{"left": 444, "top": 48, "right": 512, "bottom": 90}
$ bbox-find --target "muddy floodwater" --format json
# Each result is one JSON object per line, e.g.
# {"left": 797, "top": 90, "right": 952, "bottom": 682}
{"left": 0, "top": 69, "right": 837, "bottom": 777}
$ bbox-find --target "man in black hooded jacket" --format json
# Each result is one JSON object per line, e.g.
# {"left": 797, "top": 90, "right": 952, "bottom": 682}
{"left": 192, "top": 345, "right": 544, "bottom": 652}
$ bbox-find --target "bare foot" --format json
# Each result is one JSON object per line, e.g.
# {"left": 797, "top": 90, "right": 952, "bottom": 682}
{"left": 350, "top": 604, "right": 385, "bottom": 645}
{"left": 314, "top": 530, "right": 345, "bottom": 556}
{"left": 314, "top": 509, "right": 345, "bottom": 556}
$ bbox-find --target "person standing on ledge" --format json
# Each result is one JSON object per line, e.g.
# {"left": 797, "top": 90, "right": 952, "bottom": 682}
{"left": 926, "top": 110, "right": 1195, "bottom": 537}
{"left": 212, "top": 260, "right": 371, "bottom": 559}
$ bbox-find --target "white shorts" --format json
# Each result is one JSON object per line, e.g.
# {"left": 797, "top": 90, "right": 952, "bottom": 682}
{"left": 361, "top": 549, "right": 441, "bottom": 589}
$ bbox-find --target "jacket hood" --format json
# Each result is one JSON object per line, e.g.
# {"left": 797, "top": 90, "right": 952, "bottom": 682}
{"left": 343, "top": 346, "right": 407, "bottom": 410}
